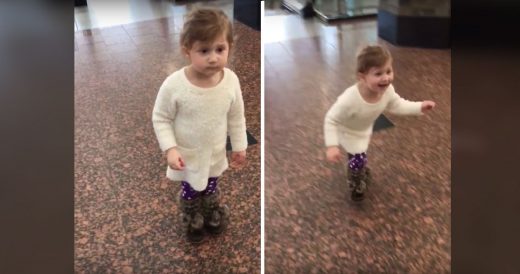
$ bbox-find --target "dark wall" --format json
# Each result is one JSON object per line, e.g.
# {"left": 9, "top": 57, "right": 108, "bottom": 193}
{"left": 233, "top": 0, "right": 260, "bottom": 31}
{"left": 378, "top": 0, "right": 451, "bottom": 48}
{"left": 75, "top": 0, "right": 87, "bottom": 7}
{"left": 378, "top": 10, "right": 450, "bottom": 48}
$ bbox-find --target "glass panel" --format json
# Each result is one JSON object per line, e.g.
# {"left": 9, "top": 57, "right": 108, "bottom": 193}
{"left": 313, "top": 0, "right": 379, "bottom": 20}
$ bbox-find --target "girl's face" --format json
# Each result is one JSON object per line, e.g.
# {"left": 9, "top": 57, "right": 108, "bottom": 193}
{"left": 358, "top": 59, "right": 394, "bottom": 94}
{"left": 184, "top": 33, "right": 230, "bottom": 78}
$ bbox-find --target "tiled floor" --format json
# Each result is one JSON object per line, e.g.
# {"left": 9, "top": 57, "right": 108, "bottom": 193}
{"left": 74, "top": 2, "right": 260, "bottom": 273}
{"left": 264, "top": 14, "right": 451, "bottom": 273}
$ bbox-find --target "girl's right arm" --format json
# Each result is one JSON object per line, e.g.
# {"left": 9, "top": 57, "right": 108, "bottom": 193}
{"left": 152, "top": 80, "right": 178, "bottom": 153}
{"left": 326, "top": 146, "right": 342, "bottom": 163}
{"left": 166, "top": 147, "right": 184, "bottom": 170}
{"left": 324, "top": 93, "right": 352, "bottom": 148}
{"left": 324, "top": 94, "right": 352, "bottom": 163}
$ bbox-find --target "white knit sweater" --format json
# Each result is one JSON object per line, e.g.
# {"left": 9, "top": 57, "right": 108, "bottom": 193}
{"left": 324, "top": 84, "right": 423, "bottom": 154}
{"left": 152, "top": 67, "right": 247, "bottom": 191}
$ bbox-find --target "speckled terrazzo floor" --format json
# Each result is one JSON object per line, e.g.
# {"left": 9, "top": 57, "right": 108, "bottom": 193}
{"left": 265, "top": 15, "right": 451, "bottom": 273}
{"left": 74, "top": 13, "right": 260, "bottom": 274}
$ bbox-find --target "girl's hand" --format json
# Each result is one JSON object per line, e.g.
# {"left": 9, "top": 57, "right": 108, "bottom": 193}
{"left": 421, "top": 100, "right": 436, "bottom": 113}
{"left": 326, "top": 146, "right": 342, "bottom": 163}
{"left": 166, "top": 147, "right": 184, "bottom": 170}
{"left": 230, "top": 150, "right": 247, "bottom": 169}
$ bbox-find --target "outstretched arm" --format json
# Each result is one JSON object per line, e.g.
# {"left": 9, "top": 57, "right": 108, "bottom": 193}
{"left": 386, "top": 87, "right": 425, "bottom": 116}
{"left": 421, "top": 100, "right": 436, "bottom": 113}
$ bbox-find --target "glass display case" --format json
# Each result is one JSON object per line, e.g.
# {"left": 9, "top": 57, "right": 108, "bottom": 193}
{"left": 313, "top": 0, "right": 379, "bottom": 21}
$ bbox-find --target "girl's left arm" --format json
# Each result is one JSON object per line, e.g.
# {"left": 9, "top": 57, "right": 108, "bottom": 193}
{"left": 227, "top": 77, "right": 248, "bottom": 152}
{"left": 385, "top": 86, "right": 423, "bottom": 116}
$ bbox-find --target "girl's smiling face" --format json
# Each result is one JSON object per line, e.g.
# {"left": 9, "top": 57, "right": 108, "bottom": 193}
{"left": 358, "top": 59, "right": 394, "bottom": 94}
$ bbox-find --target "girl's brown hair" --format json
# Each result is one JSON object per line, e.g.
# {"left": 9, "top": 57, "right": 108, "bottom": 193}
{"left": 356, "top": 45, "right": 392, "bottom": 73}
{"left": 180, "top": 8, "right": 233, "bottom": 49}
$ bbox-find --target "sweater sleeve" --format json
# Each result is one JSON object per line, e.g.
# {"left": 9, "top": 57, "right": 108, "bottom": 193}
{"left": 227, "top": 76, "right": 248, "bottom": 152}
{"left": 152, "top": 78, "right": 178, "bottom": 152}
{"left": 385, "top": 87, "right": 423, "bottom": 116}
{"left": 324, "top": 92, "right": 352, "bottom": 147}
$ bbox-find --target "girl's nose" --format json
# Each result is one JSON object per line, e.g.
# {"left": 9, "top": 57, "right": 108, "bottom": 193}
{"left": 208, "top": 51, "right": 218, "bottom": 63}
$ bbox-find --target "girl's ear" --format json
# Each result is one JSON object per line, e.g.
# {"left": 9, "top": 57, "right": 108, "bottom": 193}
{"left": 228, "top": 44, "right": 233, "bottom": 56}
{"left": 357, "top": 72, "right": 365, "bottom": 82}
{"left": 182, "top": 47, "right": 190, "bottom": 58}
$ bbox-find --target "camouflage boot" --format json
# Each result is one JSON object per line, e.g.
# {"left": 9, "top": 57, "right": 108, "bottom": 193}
{"left": 348, "top": 168, "right": 368, "bottom": 201}
{"left": 179, "top": 196, "right": 205, "bottom": 243}
{"left": 362, "top": 167, "right": 372, "bottom": 185}
{"left": 201, "top": 190, "right": 229, "bottom": 234}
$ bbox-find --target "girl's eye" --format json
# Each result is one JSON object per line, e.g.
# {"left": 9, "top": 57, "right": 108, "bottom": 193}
{"left": 200, "top": 49, "right": 208, "bottom": 54}
{"left": 217, "top": 48, "right": 224, "bottom": 53}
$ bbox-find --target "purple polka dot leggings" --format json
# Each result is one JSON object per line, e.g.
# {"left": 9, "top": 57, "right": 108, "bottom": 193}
{"left": 180, "top": 177, "right": 219, "bottom": 200}
{"left": 347, "top": 152, "right": 367, "bottom": 173}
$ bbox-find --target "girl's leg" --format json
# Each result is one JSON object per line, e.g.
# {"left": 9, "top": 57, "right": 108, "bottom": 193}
{"left": 347, "top": 152, "right": 368, "bottom": 201}
{"left": 201, "top": 177, "right": 228, "bottom": 234}
{"left": 181, "top": 181, "right": 202, "bottom": 200}
{"left": 179, "top": 181, "right": 204, "bottom": 242}
{"left": 202, "top": 177, "right": 219, "bottom": 195}
{"left": 347, "top": 152, "right": 367, "bottom": 173}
